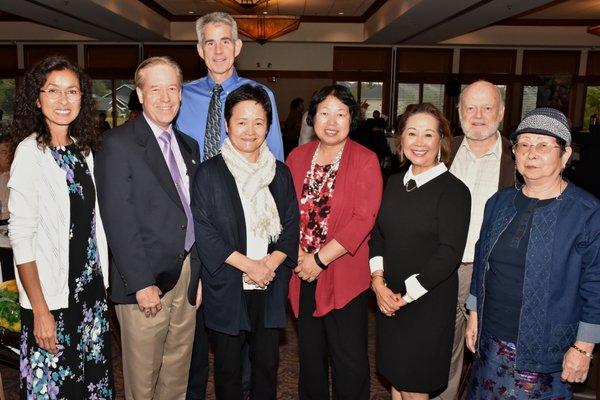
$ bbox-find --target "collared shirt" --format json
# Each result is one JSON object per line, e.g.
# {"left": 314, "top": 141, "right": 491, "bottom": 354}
{"left": 450, "top": 132, "right": 503, "bottom": 263}
{"left": 176, "top": 69, "right": 284, "bottom": 162}
{"left": 370, "top": 162, "right": 448, "bottom": 303}
{"left": 403, "top": 162, "right": 448, "bottom": 187}
{"left": 143, "top": 113, "right": 190, "bottom": 203}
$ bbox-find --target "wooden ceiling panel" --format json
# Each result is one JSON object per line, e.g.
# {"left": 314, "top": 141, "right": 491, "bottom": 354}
{"left": 396, "top": 49, "right": 453, "bottom": 74}
{"left": 153, "top": 0, "right": 378, "bottom": 17}
{"left": 521, "top": 0, "right": 600, "bottom": 19}
{"left": 522, "top": 50, "right": 580, "bottom": 75}
{"left": 460, "top": 49, "right": 516, "bottom": 75}
{"left": 23, "top": 45, "right": 78, "bottom": 70}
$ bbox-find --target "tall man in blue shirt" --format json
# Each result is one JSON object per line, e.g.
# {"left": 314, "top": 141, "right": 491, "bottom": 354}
{"left": 176, "top": 12, "right": 284, "bottom": 161}
{"left": 177, "top": 12, "right": 284, "bottom": 400}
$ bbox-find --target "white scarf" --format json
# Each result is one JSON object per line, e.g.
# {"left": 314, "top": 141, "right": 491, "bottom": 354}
{"left": 221, "top": 138, "right": 282, "bottom": 243}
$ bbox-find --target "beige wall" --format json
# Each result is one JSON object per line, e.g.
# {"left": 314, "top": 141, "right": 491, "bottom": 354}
{"left": 237, "top": 42, "right": 334, "bottom": 71}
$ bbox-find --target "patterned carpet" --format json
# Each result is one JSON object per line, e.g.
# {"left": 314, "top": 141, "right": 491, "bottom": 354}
{"left": 0, "top": 300, "right": 392, "bottom": 399}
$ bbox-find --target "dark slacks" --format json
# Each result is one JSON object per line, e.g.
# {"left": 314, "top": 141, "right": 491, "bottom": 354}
{"left": 298, "top": 281, "right": 370, "bottom": 400}
{"left": 186, "top": 309, "right": 209, "bottom": 400}
{"left": 212, "top": 290, "right": 280, "bottom": 400}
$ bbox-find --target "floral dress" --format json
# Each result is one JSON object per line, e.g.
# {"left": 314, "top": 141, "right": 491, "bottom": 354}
{"left": 19, "top": 144, "right": 114, "bottom": 400}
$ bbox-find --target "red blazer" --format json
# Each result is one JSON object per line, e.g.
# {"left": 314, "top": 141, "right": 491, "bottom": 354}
{"left": 287, "top": 139, "right": 383, "bottom": 317}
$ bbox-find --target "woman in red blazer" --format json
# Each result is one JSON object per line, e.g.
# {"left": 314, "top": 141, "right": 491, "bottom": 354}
{"left": 286, "top": 85, "right": 383, "bottom": 400}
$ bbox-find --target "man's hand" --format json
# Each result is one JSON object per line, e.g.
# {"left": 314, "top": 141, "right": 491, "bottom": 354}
{"left": 136, "top": 285, "right": 162, "bottom": 318}
{"left": 195, "top": 280, "right": 202, "bottom": 310}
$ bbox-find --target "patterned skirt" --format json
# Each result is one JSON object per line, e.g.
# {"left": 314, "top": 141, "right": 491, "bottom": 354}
{"left": 467, "top": 331, "right": 572, "bottom": 400}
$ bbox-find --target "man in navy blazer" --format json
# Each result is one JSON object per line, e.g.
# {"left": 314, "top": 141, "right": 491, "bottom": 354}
{"left": 95, "top": 57, "right": 201, "bottom": 399}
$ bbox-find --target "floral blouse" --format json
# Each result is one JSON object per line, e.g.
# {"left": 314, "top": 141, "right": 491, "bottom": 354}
{"left": 299, "top": 163, "right": 338, "bottom": 253}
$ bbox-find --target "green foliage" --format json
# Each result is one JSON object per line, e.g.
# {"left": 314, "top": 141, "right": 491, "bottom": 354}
{"left": 584, "top": 86, "right": 600, "bottom": 130}
{"left": 0, "top": 79, "right": 16, "bottom": 120}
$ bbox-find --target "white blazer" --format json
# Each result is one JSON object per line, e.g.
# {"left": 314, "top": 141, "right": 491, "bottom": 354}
{"left": 8, "top": 134, "right": 109, "bottom": 310}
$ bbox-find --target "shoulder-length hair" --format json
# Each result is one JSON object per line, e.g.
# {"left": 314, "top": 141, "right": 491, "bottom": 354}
{"left": 396, "top": 102, "right": 453, "bottom": 165}
{"left": 11, "top": 56, "right": 98, "bottom": 155}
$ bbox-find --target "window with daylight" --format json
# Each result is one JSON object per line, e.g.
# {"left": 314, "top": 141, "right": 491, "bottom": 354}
{"left": 396, "top": 83, "right": 445, "bottom": 116}
{"left": 584, "top": 86, "right": 600, "bottom": 131}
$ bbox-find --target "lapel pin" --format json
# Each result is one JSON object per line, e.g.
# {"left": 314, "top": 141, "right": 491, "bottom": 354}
{"left": 192, "top": 160, "right": 196, "bottom": 165}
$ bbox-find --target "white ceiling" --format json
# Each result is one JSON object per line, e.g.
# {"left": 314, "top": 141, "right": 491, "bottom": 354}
{"left": 153, "top": 0, "right": 375, "bottom": 17}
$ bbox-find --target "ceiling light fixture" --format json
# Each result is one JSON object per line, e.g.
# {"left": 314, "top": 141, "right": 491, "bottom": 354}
{"left": 234, "top": 14, "right": 300, "bottom": 45}
{"left": 236, "top": 0, "right": 263, "bottom": 9}
{"left": 589, "top": 25, "right": 600, "bottom": 37}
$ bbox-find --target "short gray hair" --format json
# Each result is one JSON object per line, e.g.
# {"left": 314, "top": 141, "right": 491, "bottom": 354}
{"left": 196, "top": 12, "right": 239, "bottom": 44}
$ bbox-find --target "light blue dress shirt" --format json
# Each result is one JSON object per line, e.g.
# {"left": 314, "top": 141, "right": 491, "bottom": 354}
{"left": 176, "top": 69, "right": 284, "bottom": 161}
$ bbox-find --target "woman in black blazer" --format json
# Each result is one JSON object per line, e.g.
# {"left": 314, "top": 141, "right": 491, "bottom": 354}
{"left": 190, "top": 84, "right": 299, "bottom": 400}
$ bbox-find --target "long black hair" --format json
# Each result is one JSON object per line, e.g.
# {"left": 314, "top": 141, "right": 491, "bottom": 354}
{"left": 12, "top": 56, "right": 98, "bottom": 155}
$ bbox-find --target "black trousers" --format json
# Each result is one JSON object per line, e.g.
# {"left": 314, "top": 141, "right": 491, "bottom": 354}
{"left": 212, "top": 290, "right": 280, "bottom": 400}
{"left": 186, "top": 309, "right": 252, "bottom": 400}
{"left": 298, "top": 281, "right": 370, "bottom": 400}
{"left": 186, "top": 309, "right": 210, "bottom": 400}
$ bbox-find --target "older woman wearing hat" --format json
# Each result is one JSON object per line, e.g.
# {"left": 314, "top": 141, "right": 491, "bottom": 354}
{"left": 465, "top": 108, "right": 600, "bottom": 399}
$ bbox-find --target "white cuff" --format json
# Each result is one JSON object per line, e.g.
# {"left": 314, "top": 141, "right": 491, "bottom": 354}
{"left": 369, "top": 256, "right": 384, "bottom": 274}
{"left": 403, "top": 274, "right": 428, "bottom": 303}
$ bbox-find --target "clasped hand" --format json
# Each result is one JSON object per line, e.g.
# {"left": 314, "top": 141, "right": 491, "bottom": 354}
{"left": 243, "top": 255, "right": 276, "bottom": 289}
{"left": 295, "top": 248, "right": 323, "bottom": 282}
{"left": 371, "top": 279, "right": 406, "bottom": 316}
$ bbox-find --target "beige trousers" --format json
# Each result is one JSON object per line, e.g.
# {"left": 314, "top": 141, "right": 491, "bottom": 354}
{"left": 115, "top": 255, "right": 196, "bottom": 400}
{"left": 433, "top": 262, "right": 473, "bottom": 400}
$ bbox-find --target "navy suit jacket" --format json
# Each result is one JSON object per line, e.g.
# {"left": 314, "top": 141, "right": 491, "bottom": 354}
{"left": 192, "top": 155, "right": 299, "bottom": 335}
{"left": 95, "top": 116, "right": 201, "bottom": 305}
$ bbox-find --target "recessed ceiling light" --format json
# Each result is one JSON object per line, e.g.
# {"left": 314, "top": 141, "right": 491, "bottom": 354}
{"left": 188, "top": 11, "right": 194, "bottom": 14}
{"left": 262, "top": 11, "right": 268, "bottom": 14}
{"left": 338, "top": 12, "right": 344, "bottom": 15}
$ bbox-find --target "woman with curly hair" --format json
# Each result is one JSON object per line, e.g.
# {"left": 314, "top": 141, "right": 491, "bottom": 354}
{"left": 9, "top": 56, "right": 114, "bottom": 399}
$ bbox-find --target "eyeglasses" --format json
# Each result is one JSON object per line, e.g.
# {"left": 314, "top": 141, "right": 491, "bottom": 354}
{"left": 513, "top": 142, "right": 561, "bottom": 155}
{"left": 39, "top": 88, "right": 82, "bottom": 102}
